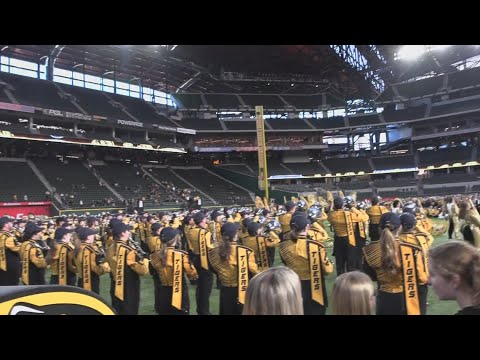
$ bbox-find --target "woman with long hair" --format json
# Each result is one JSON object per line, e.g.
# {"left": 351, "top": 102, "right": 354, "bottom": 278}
{"left": 332, "top": 271, "right": 375, "bottom": 315}
{"left": 209, "top": 222, "right": 259, "bottom": 315}
{"left": 428, "top": 241, "right": 480, "bottom": 315}
{"left": 48, "top": 227, "right": 77, "bottom": 286}
{"left": 363, "top": 212, "right": 428, "bottom": 315}
{"left": 149, "top": 227, "right": 197, "bottom": 315}
{"left": 243, "top": 266, "right": 303, "bottom": 315}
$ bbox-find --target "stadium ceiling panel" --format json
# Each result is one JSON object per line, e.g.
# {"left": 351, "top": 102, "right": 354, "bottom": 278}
{"left": 2, "top": 45, "right": 480, "bottom": 100}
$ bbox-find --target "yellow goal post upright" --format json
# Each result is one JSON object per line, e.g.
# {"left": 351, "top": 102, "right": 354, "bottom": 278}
{"left": 255, "top": 105, "right": 269, "bottom": 202}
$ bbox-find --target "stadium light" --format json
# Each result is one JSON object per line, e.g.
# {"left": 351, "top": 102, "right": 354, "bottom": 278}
{"left": 396, "top": 45, "right": 425, "bottom": 61}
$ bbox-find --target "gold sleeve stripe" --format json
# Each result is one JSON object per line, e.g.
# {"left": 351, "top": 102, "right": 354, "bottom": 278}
{"left": 344, "top": 211, "right": 356, "bottom": 246}
{"left": 256, "top": 236, "right": 269, "bottom": 270}
{"left": 82, "top": 248, "right": 92, "bottom": 291}
{"left": 22, "top": 243, "right": 33, "bottom": 285}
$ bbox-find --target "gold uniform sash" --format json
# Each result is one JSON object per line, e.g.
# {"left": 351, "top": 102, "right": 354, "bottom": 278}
{"left": 58, "top": 245, "right": 69, "bottom": 285}
{"left": 115, "top": 246, "right": 127, "bottom": 301}
{"left": 307, "top": 240, "right": 325, "bottom": 305}
{"left": 172, "top": 250, "right": 183, "bottom": 310}
{"left": 237, "top": 246, "right": 250, "bottom": 305}
{"left": 198, "top": 230, "right": 208, "bottom": 270}
{"left": 256, "top": 236, "right": 269, "bottom": 269}
{"left": 22, "top": 243, "right": 33, "bottom": 285}
{"left": 358, "top": 221, "right": 366, "bottom": 239}
{"left": 344, "top": 212, "right": 356, "bottom": 246}
{"left": 399, "top": 243, "right": 420, "bottom": 315}
{"left": 0, "top": 233, "right": 7, "bottom": 271}
{"left": 82, "top": 246, "right": 92, "bottom": 291}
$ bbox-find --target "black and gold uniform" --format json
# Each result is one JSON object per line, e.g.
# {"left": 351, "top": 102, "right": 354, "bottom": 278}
{"left": 188, "top": 212, "right": 214, "bottom": 315}
{"left": 208, "top": 210, "right": 223, "bottom": 247}
{"left": 107, "top": 222, "right": 150, "bottom": 315}
{"left": 328, "top": 197, "right": 368, "bottom": 275}
{"left": 50, "top": 228, "right": 77, "bottom": 286}
{"left": 279, "top": 201, "right": 298, "bottom": 238}
{"left": 398, "top": 213, "right": 432, "bottom": 315}
{"left": 242, "top": 222, "right": 280, "bottom": 272}
{"left": 147, "top": 222, "right": 163, "bottom": 314}
{"left": 363, "top": 213, "right": 428, "bottom": 315}
{"left": 365, "top": 199, "right": 389, "bottom": 242}
{"left": 76, "top": 227, "right": 111, "bottom": 294}
{"left": 149, "top": 227, "right": 198, "bottom": 315}
{"left": 308, "top": 221, "right": 329, "bottom": 243}
{"left": 0, "top": 217, "right": 21, "bottom": 285}
{"left": 209, "top": 222, "right": 259, "bottom": 315}
{"left": 19, "top": 223, "right": 47, "bottom": 285}
{"left": 279, "top": 216, "right": 333, "bottom": 315}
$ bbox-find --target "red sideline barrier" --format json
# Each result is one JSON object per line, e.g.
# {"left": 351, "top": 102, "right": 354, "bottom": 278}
{"left": 0, "top": 201, "right": 52, "bottom": 217}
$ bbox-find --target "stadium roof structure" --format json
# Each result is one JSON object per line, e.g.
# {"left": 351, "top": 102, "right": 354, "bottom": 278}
{"left": 2, "top": 45, "right": 480, "bottom": 101}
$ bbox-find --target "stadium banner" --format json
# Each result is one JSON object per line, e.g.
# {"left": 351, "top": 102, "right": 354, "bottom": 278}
{"left": 177, "top": 127, "right": 196, "bottom": 135}
{"left": 41, "top": 108, "right": 95, "bottom": 121}
{"left": 255, "top": 106, "right": 269, "bottom": 199}
{"left": 0, "top": 102, "right": 35, "bottom": 113}
{"left": 116, "top": 119, "right": 144, "bottom": 128}
{"left": 0, "top": 201, "right": 52, "bottom": 217}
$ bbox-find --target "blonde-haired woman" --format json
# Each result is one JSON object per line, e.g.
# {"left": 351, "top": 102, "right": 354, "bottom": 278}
{"left": 332, "top": 271, "right": 375, "bottom": 315}
{"left": 243, "top": 266, "right": 303, "bottom": 315}
{"left": 428, "top": 241, "right": 480, "bottom": 315}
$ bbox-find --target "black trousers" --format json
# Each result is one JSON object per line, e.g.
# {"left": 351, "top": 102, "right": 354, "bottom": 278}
{"left": 301, "top": 280, "right": 326, "bottom": 315}
{"left": 333, "top": 236, "right": 361, "bottom": 275}
{"left": 369, "top": 223, "right": 380, "bottom": 242}
{"left": 77, "top": 274, "right": 100, "bottom": 294}
{"left": 419, "top": 284, "right": 428, "bottom": 315}
{"left": 0, "top": 259, "right": 20, "bottom": 286}
{"left": 115, "top": 277, "right": 141, "bottom": 315}
{"left": 192, "top": 254, "right": 213, "bottom": 315}
{"left": 158, "top": 283, "right": 190, "bottom": 315}
{"left": 152, "top": 272, "right": 161, "bottom": 314}
{"left": 376, "top": 290, "right": 405, "bottom": 315}
{"left": 448, "top": 218, "right": 454, "bottom": 239}
{"left": 50, "top": 272, "right": 77, "bottom": 286}
{"left": 267, "top": 247, "right": 276, "bottom": 267}
{"left": 219, "top": 286, "right": 243, "bottom": 315}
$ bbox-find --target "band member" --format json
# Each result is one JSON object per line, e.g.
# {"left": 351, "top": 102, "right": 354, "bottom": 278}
{"left": 150, "top": 227, "right": 198, "bottom": 315}
{"left": 209, "top": 222, "right": 259, "bottom": 315}
{"left": 208, "top": 210, "right": 223, "bottom": 247}
{"left": 242, "top": 221, "right": 279, "bottom": 272}
{"left": 188, "top": 212, "right": 214, "bottom": 315}
{"left": 76, "top": 227, "right": 111, "bottom": 294}
{"left": 398, "top": 213, "right": 430, "bottom": 314}
{"left": 328, "top": 196, "right": 367, "bottom": 275}
{"left": 279, "top": 214, "right": 334, "bottom": 315}
{"left": 19, "top": 222, "right": 47, "bottom": 285}
{"left": 279, "top": 201, "right": 297, "bottom": 239}
{"left": 366, "top": 196, "right": 389, "bottom": 242}
{"left": 459, "top": 199, "right": 480, "bottom": 247}
{"left": 47, "top": 227, "right": 76, "bottom": 286}
{"left": 107, "top": 222, "right": 150, "bottom": 315}
{"left": 148, "top": 222, "right": 163, "bottom": 314}
{"left": 0, "top": 217, "right": 21, "bottom": 285}
{"left": 363, "top": 213, "right": 428, "bottom": 315}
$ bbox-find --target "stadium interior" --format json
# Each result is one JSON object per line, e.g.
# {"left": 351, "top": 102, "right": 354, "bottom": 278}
{"left": 2, "top": 45, "right": 480, "bottom": 316}
{"left": 0, "top": 45, "right": 479, "bottom": 213}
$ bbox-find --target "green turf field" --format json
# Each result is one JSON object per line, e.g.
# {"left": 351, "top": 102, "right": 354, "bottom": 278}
{"left": 93, "top": 218, "right": 458, "bottom": 315}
